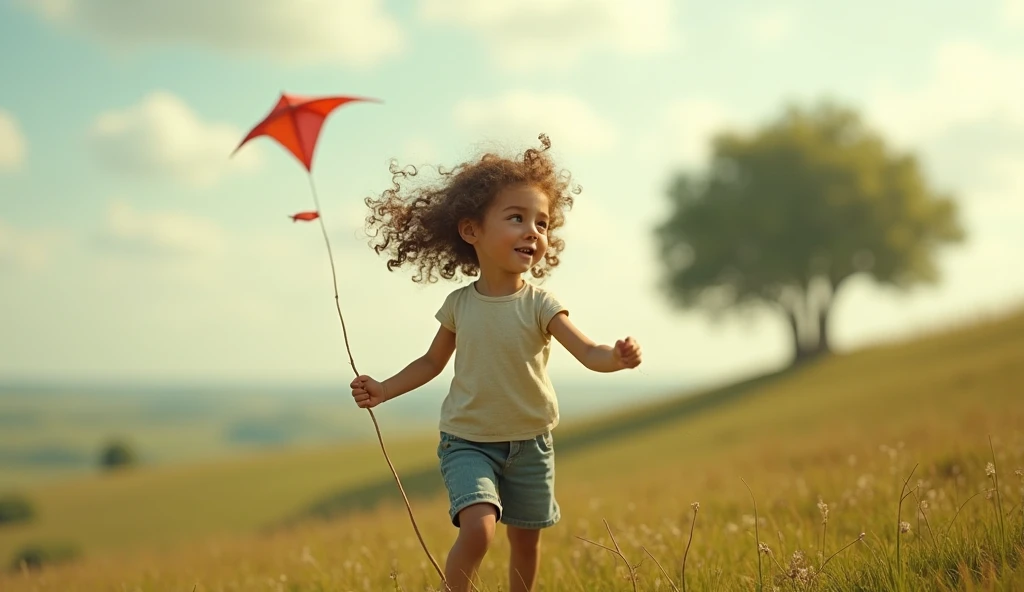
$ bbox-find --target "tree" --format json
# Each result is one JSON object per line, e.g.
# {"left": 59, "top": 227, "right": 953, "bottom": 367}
{"left": 0, "top": 494, "right": 35, "bottom": 526}
{"left": 654, "top": 99, "right": 965, "bottom": 364}
{"left": 99, "top": 439, "right": 138, "bottom": 471}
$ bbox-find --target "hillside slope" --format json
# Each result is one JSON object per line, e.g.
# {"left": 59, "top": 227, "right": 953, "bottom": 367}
{"left": 1, "top": 308, "right": 1022, "bottom": 590}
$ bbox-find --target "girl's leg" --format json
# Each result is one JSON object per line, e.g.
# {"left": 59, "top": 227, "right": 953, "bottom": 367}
{"left": 506, "top": 525, "right": 542, "bottom": 592}
{"left": 444, "top": 502, "right": 499, "bottom": 592}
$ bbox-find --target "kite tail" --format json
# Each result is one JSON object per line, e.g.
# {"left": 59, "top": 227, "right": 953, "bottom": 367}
{"left": 306, "top": 175, "right": 448, "bottom": 589}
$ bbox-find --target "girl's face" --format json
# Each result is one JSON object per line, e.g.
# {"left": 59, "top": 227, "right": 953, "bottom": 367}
{"left": 462, "top": 183, "right": 550, "bottom": 276}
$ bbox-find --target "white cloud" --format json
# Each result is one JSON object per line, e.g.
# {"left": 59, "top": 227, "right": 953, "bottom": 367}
{"left": 454, "top": 92, "right": 617, "bottom": 155}
{"left": 27, "top": 0, "right": 404, "bottom": 67}
{"left": 0, "top": 220, "right": 66, "bottom": 270}
{"left": 88, "top": 91, "right": 259, "bottom": 187}
{"left": 0, "top": 109, "right": 27, "bottom": 171}
{"left": 747, "top": 13, "right": 795, "bottom": 46}
{"left": 869, "top": 42, "right": 1024, "bottom": 146}
{"left": 94, "top": 200, "right": 227, "bottom": 258}
{"left": 419, "top": 0, "right": 674, "bottom": 70}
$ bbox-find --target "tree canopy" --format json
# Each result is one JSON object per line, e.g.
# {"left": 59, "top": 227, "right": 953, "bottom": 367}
{"left": 655, "top": 100, "right": 965, "bottom": 363}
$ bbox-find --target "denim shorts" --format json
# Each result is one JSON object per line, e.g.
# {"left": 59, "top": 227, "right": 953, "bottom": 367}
{"left": 437, "top": 431, "right": 560, "bottom": 529}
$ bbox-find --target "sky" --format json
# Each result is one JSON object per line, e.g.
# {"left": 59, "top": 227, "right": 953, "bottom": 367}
{"left": 1, "top": 0, "right": 1022, "bottom": 396}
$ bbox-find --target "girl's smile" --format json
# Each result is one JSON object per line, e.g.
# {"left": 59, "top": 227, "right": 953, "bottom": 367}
{"left": 460, "top": 183, "right": 551, "bottom": 292}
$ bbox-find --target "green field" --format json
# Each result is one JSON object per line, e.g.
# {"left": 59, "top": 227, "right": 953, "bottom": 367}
{"left": 0, "top": 385, "right": 421, "bottom": 490}
{"left": 1, "top": 309, "right": 1022, "bottom": 591}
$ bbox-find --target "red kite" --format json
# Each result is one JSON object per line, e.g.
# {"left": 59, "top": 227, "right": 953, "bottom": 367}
{"left": 232, "top": 93, "right": 380, "bottom": 171}
{"left": 231, "top": 91, "right": 444, "bottom": 585}
{"left": 290, "top": 211, "right": 320, "bottom": 222}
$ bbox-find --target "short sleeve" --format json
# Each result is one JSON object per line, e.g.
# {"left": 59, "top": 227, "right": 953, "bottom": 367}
{"left": 536, "top": 288, "right": 567, "bottom": 335}
{"left": 435, "top": 290, "right": 457, "bottom": 333}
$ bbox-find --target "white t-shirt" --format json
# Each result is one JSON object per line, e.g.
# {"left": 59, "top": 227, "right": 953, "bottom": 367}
{"left": 435, "top": 281, "right": 567, "bottom": 441}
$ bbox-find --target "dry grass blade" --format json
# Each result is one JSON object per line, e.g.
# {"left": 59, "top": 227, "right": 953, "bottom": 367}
{"left": 741, "top": 478, "right": 763, "bottom": 592}
{"left": 896, "top": 463, "right": 919, "bottom": 582}
{"left": 911, "top": 488, "right": 939, "bottom": 551}
{"left": 642, "top": 546, "right": 681, "bottom": 592}
{"left": 575, "top": 519, "right": 639, "bottom": 592}
{"left": 681, "top": 502, "right": 699, "bottom": 592}
{"left": 943, "top": 489, "right": 991, "bottom": 539}
{"left": 811, "top": 532, "right": 866, "bottom": 584}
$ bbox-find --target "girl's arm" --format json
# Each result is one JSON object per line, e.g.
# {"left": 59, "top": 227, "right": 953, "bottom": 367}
{"left": 352, "top": 325, "right": 455, "bottom": 407}
{"left": 382, "top": 325, "right": 456, "bottom": 400}
{"left": 548, "top": 312, "right": 642, "bottom": 373}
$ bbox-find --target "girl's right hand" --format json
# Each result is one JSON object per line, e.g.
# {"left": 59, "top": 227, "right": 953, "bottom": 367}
{"left": 351, "top": 375, "right": 387, "bottom": 408}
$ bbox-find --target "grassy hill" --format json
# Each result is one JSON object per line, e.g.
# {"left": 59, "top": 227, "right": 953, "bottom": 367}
{"left": 1, "top": 309, "right": 1022, "bottom": 591}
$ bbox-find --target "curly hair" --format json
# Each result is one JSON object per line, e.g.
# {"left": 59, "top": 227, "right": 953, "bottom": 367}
{"left": 364, "top": 134, "right": 580, "bottom": 283}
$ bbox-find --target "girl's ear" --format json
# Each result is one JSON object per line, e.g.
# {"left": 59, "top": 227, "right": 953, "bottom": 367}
{"left": 458, "top": 218, "right": 479, "bottom": 245}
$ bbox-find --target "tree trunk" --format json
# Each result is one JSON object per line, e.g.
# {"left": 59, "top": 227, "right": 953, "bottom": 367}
{"left": 778, "top": 275, "right": 846, "bottom": 366}
{"left": 786, "top": 307, "right": 811, "bottom": 365}
{"left": 805, "top": 275, "right": 841, "bottom": 360}
{"left": 776, "top": 285, "right": 814, "bottom": 366}
{"left": 814, "top": 300, "right": 832, "bottom": 357}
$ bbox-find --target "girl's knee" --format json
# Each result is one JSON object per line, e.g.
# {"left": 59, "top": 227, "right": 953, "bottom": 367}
{"left": 507, "top": 526, "right": 541, "bottom": 553}
{"left": 457, "top": 503, "right": 499, "bottom": 549}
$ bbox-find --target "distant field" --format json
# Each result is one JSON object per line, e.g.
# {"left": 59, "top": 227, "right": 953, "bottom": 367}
{"left": 0, "top": 379, "right": 677, "bottom": 490}
{"left": 0, "top": 385, "right": 420, "bottom": 489}
{"left": 1, "top": 309, "right": 1022, "bottom": 590}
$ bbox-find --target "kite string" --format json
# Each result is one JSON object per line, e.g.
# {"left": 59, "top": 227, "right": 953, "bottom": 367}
{"left": 307, "top": 174, "right": 448, "bottom": 588}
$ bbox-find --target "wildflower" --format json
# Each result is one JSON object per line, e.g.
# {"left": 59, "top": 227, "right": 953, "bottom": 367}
{"left": 691, "top": 501, "right": 700, "bottom": 511}
{"left": 785, "top": 551, "right": 816, "bottom": 584}
{"left": 796, "top": 566, "right": 816, "bottom": 585}
{"left": 858, "top": 532, "right": 866, "bottom": 541}
{"left": 919, "top": 500, "right": 929, "bottom": 511}
{"left": 899, "top": 521, "right": 911, "bottom": 534}
{"left": 1014, "top": 469, "right": 1022, "bottom": 479}
{"left": 758, "top": 542, "right": 772, "bottom": 555}
{"left": 817, "top": 500, "right": 829, "bottom": 524}
{"left": 986, "top": 462, "right": 996, "bottom": 477}
{"left": 300, "top": 546, "right": 318, "bottom": 567}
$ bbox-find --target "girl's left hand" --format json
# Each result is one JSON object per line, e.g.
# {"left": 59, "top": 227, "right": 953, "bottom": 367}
{"left": 614, "top": 337, "right": 642, "bottom": 369}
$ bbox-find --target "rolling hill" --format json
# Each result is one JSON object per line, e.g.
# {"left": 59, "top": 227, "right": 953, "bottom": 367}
{"left": 1, "top": 308, "right": 1022, "bottom": 591}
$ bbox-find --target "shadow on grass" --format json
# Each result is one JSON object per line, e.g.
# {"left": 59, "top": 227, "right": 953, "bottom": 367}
{"left": 280, "top": 365, "right": 802, "bottom": 526}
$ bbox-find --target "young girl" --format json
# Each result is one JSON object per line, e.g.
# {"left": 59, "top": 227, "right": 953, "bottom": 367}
{"left": 350, "top": 134, "right": 642, "bottom": 592}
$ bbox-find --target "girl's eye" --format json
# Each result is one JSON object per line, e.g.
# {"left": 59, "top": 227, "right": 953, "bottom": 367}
{"left": 510, "top": 214, "right": 523, "bottom": 222}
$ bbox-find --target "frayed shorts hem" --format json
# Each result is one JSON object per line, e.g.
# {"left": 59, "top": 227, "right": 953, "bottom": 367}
{"left": 500, "top": 511, "right": 561, "bottom": 530}
{"left": 450, "top": 493, "right": 502, "bottom": 526}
